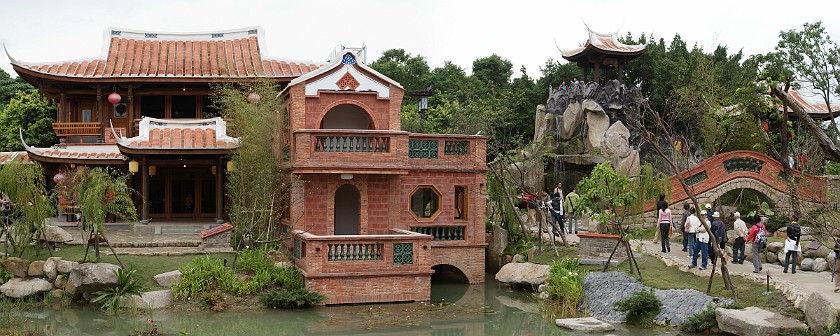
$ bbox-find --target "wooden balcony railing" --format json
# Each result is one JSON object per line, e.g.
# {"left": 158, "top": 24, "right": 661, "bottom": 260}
{"left": 52, "top": 122, "right": 101, "bottom": 137}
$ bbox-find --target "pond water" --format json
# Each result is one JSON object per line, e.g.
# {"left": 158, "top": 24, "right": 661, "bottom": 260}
{"left": 11, "top": 275, "right": 669, "bottom": 336}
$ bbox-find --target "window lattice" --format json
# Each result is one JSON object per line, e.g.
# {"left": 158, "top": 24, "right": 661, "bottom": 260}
{"left": 336, "top": 72, "right": 360, "bottom": 90}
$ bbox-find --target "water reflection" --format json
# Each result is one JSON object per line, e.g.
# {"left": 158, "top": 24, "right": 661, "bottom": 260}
{"left": 8, "top": 274, "right": 653, "bottom": 336}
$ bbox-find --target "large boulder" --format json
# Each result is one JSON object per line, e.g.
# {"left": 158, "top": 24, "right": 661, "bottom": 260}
{"left": 800, "top": 258, "right": 814, "bottom": 271}
{"left": 802, "top": 292, "right": 840, "bottom": 334}
{"left": 616, "top": 150, "right": 640, "bottom": 177}
{"left": 0, "top": 278, "right": 53, "bottom": 298}
{"left": 560, "top": 102, "right": 584, "bottom": 141}
{"left": 28, "top": 260, "right": 45, "bottom": 277}
{"left": 555, "top": 317, "right": 615, "bottom": 333}
{"left": 584, "top": 102, "right": 610, "bottom": 150}
{"left": 56, "top": 260, "right": 79, "bottom": 275}
{"left": 495, "top": 262, "right": 550, "bottom": 286}
{"left": 2, "top": 257, "right": 30, "bottom": 278}
{"left": 716, "top": 307, "right": 806, "bottom": 336}
{"left": 54, "top": 275, "right": 66, "bottom": 289}
{"left": 43, "top": 257, "right": 61, "bottom": 280}
{"left": 777, "top": 251, "right": 786, "bottom": 265}
{"left": 153, "top": 270, "right": 181, "bottom": 288}
{"left": 766, "top": 251, "right": 778, "bottom": 264}
{"left": 66, "top": 263, "right": 120, "bottom": 298}
{"left": 140, "top": 290, "right": 173, "bottom": 310}
{"left": 601, "top": 121, "right": 631, "bottom": 159}
{"left": 486, "top": 225, "right": 508, "bottom": 274}
{"left": 804, "top": 245, "right": 831, "bottom": 259}
{"left": 812, "top": 258, "right": 828, "bottom": 272}
{"left": 42, "top": 225, "right": 73, "bottom": 243}
{"left": 766, "top": 242, "right": 784, "bottom": 253}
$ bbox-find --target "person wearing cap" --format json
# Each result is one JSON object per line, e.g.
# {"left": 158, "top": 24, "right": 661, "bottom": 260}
{"left": 710, "top": 212, "right": 727, "bottom": 261}
{"left": 691, "top": 217, "right": 710, "bottom": 270}
{"left": 747, "top": 217, "right": 768, "bottom": 273}
{"left": 783, "top": 215, "right": 802, "bottom": 273}
{"left": 732, "top": 212, "right": 748, "bottom": 264}
{"left": 704, "top": 204, "right": 714, "bottom": 226}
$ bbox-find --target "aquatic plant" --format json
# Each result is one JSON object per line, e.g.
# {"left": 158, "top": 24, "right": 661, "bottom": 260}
{"left": 545, "top": 257, "right": 586, "bottom": 318}
{"left": 92, "top": 268, "right": 143, "bottom": 314}
{"left": 613, "top": 289, "right": 662, "bottom": 327}
{"left": 260, "top": 288, "right": 325, "bottom": 308}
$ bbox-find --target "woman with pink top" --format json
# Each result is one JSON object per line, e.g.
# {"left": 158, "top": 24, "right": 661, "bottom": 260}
{"left": 657, "top": 195, "right": 672, "bottom": 253}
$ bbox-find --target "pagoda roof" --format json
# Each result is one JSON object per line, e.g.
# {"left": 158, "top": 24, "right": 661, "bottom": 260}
{"left": 562, "top": 25, "right": 646, "bottom": 62}
{"left": 780, "top": 89, "right": 840, "bottom": 120}
{"left": 113, "top": 117, "right": 238, "bottom": 154}
{"left": 7, "top": 27, "right": 322, "bottom": 82}
{"left": 288, "top": 47, "right": 402, "bottom": 99}
{"left": 0, "top": 151, "right": 30, "bottom": 165}
{"left": 23, "top": 145, "right": 127, "bottom": 165}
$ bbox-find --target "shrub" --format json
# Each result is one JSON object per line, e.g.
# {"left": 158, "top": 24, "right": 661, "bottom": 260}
{"left": 766, "top": 214, "right": 790, "bottom": 234}
{"left": 91, "top": 268, "right": 143, "bottom": 314}
{"left": 680, "top": 302, "right": 743, "bottom": 332}
{"left": 545, "top": 257, "right": 586, "bottom": 317}
{"left": 199, "top": 291, "right": 227, "bottom": 312}
{"left": 260, "top": 288, "right": 325, "bottom": 308}
{"left": 173, "top": 256, "right": 238, "bottom": 299}
{"left": 236, "top": 248, "right": 273, "bottom": 274}
{"left": 613, "top": 289, "right": 662, "bottom": 327}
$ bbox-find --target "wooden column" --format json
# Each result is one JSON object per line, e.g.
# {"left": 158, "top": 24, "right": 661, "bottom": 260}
{"left": 96, "top": 86, "right": 103, "bottom": 143}
{"left": 141, "top": 156, "right": 149, "bottom": 224}
{"left": 215, "top": 157, "right": 224, "bottom": 224}
{"left": 594, "top": 63, "right": 601, "bottom": 84}
{"left": 127, "top": 87, "right": 135, "bottom": 137}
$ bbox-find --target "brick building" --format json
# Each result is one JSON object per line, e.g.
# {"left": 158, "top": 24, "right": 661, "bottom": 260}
{"left": 7, "top": 27, "right": 487, "bottom": 304}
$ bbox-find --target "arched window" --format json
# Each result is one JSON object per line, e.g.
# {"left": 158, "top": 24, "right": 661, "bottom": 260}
{"left": 320, "top": 104, "right": 373, "bottom": 129}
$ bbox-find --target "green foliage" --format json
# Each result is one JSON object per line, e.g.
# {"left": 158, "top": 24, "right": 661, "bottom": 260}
{"left": 91, "top": 268, "right": 143, "bottom": 314}
{"left": 174, "top": 251, "right": 307, "bottom": 303}
{"left": 173, "top": 256, "right": 238, "bottom": 300}
{"left": 613, "top": 289, "right": 662, "bottom": 327}
{"left": 68, "top": 167, "right": 138, "bottom": 236}
{"left": 0, "top": 89, "right": 56, "bottom": 151}
{"left": 680, "top": 302, "right": 744, "bottom": 332}
{"left": 213, "top": 81, "right": 288, "bottom": 245}
{"left": 746, "top": 201, "right": 775, "bottom": 220}
{"left": 545, "top": 257, "right": 586, "bottom": 317}
{"left": 576, "top": 162, "right": 669, "bottom": 231}
{"left": 765, "top": 214, "right": 791, "bottom": 234}
{"left": 0, "top": 162, "right": 55, "bottom": 253}
{"left": 0, "top": 68, "right": 34, "bottom": 107}
{"left": 199, "top": 291, "right": 227, "bottom": 312}
{"left": 260, "top": 287, "right": 325, "bottom": 308}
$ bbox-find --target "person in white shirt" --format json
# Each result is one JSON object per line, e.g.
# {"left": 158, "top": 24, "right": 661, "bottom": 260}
{"left": 684, "top": 207, "right": 700, "bottom": 259}
{"left": 732, "top": 212, "right": 748, "bottom": 264}
{"left": 691, "top": 217, "right": 710, "bottom": 270}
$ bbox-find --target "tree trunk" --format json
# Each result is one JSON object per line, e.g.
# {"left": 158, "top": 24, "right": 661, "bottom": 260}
{"left": 771, "top": 87, "right": 840, "bottom": 162}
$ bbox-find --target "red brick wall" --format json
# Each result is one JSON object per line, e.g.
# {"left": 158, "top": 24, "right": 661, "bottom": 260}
{"left": 304, "top": 92, "right": 391, "bottom": 130}
{"left": 307, "top": 273, "right": 431, "bottom": 305}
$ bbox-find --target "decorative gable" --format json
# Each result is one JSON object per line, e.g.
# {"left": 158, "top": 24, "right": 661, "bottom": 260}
{"left": 336, "top": 72, "right": 360, "bottom": 90}
{"left": 303, "top": 53, "right": 391, "bottom": 98}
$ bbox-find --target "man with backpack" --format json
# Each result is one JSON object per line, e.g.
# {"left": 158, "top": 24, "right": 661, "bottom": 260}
{"left": 545, "top": 190, "right": 564, "bottom": 237}
{"left": 747, "top": 216, "right": 769, "bottom": 273}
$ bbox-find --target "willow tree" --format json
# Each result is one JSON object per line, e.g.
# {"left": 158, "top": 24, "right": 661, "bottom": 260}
{"left": 213, "top": 81, "right": 291, "bottom": 249}
{"left": 0, "top": 162, "right": 54, "bottom": 256}
{"left": 68, "top": 166, "right": 137, "bottom": 265}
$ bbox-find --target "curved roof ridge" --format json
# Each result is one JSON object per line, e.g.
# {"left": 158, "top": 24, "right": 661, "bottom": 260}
{"left": 107, "top": 26, "right": 264, "bottom": 41}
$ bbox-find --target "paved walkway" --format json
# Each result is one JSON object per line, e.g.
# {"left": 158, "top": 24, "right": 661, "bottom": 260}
{"left": 633, "top": 238, "right": 840, "bottom": 327}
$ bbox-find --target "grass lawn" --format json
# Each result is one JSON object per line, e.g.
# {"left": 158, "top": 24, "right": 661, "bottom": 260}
{"left": 15, "top": 245, "right": 234, "bottom": 291}
{"left": 529, "top": 243, "right": 804, "bottom": 320}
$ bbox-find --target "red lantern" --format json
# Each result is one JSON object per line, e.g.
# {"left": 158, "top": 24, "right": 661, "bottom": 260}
{"left": 107, "top": 92, "right": 122, "bottom": 105}
{"left": 53, "top": 172, "right": 66, "bottom": 184}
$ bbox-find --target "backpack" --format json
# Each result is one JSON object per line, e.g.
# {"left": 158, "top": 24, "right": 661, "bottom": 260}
{"left": 756, "top": 226, "right": 768, "bottom": 247}
{"left": 551, "top": 197, "right": 562, "bottom": 212}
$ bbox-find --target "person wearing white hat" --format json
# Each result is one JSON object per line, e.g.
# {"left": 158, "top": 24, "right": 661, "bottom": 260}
{"left": 732, "top": 212, "right": 748, "bottom": 264}
{"left": 691, "top": 218, "right": 710, "bottom": 270}
{"left": 710, "top": 212, "right": 727, "bottom": 261}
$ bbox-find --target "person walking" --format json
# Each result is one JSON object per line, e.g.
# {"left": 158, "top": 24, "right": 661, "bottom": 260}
{"left": 691, "top": 223, "right": 710, "bottom": 270}
{"left": 833, "top": 237, "right": 840, "bottom": 292}
{"left": 657, "top": 200, "right": 672, "bottom": 253}
{"left": 544, "top": 190, "right": 564, "bottom": 237}
{"left": 680, "top": 203, "right": 691, "bottom": 252}
{"left": 747, "top": 217, "right": 768, "bottom": 273}
{"left": 710, "top": 212, "right": 727, "bottom": 261}
{"left": 732, "top": 212, "right": 748, "bottom": 264}
{"left": 685, "top": 207, "right": 700, "bottom": 259}
{"left": 783, "top": 216, "right": 801, "bottom": 274}
{"left": 564, "top": 187, "right": 580, "bottom": 234}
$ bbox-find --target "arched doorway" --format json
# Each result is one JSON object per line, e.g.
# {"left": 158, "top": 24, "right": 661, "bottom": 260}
{"left": 430, "top": 264, "right": 469, "bottom": 302}
{"left": 321, "top": 104, "right": 373, "bottom": 129}
{"left": 334, "top": 184, "right": 360, "bottom": 235}
{"left": 714, "top": 187, "right": 776, "bottom": 223}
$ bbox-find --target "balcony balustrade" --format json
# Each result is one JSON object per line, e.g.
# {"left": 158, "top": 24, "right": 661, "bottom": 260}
{"left": 52, "top": 122, "right": 101, "bottom": 137}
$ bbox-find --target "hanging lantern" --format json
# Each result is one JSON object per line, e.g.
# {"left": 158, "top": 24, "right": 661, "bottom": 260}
{"left": 226, "top": 160, "right": 235, "bottom": 172}
{"left": 246, "top": 92, "right": 261, "bottom": 104}
{"left": 128, "top": 160, "right": 139, "bottom": 174}
{"left": 53, "top": 172, "right": 67, "bottom": 184}
{"left": 149, "top": 165, "right": 157, "bottom": 176}
{"left": 108, "top": 92, "right": 122, "bottom": 105}
{"left": 761, "top": 122, "right": 769, "bottom": 132}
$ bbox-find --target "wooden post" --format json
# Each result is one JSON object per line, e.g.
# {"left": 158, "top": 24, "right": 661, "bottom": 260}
{"left": 127, "top": 87, "right": 135, "bottom": 137}
{"left": 215, "top": 157, "right": 224, "bottom": 224}
{"left": 141, "top": 156, "right": 149, "bottom": 224}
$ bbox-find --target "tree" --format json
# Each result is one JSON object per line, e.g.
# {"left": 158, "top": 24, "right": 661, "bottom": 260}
{"left": 0, "top": 162, "right": 54, "bottom": 256}
{"left": 213, "top": 81, "right": 292, "bottom": 251}
{"left": 0, "top": 89, "right": 56, "bottom": 151}
{"left": 0, "top": 68, "right": 33, "bottom": 107}
{"left": 471, "top": 54, "right": 513, "bottom": 88}
{"left": 369, "top": 49, "right": 431, "bottom": 92}
{"left": 775, "top": 21, "right": 840, "bottom": 131}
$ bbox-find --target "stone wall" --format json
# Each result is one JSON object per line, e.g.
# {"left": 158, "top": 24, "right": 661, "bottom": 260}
{"left": 201, "top": 231, "right": 231, "bottom": 249}
{"left": 578, "top": 233, "right": 627, "bottom": 261}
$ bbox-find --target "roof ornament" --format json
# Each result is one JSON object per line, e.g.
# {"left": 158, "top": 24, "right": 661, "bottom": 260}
{"left": 18, "top": 129, "right": 30, "bottom": 149}
{"left": 3, "top": 42, "right": 18, "bottom": 64}
{"left": 109, "top": 120, "right": 125, "bottom": 141}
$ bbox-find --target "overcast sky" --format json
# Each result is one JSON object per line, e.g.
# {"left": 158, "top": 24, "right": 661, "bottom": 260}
{"left": 2, "top": 0, "right": 839, "bottom": 81}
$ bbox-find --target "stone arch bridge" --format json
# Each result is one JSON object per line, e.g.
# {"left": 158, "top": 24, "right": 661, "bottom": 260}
{"left": 639, "top": 150, "right": 835, "bottom": 223}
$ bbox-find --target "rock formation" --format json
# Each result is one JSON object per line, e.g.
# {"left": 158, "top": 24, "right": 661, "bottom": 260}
{"left": 543, "top": 80, "right": 642, "bottom": 176}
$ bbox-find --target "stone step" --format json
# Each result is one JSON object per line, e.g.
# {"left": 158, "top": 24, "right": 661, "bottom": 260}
{"left": 107, "top": 241, "right": 201, "bottom": 248}
{"left": 155, "top": 225, "right": 209, "bottom": 235}
{"left": 108, "top": 246, "right": 226, "bottom": 256}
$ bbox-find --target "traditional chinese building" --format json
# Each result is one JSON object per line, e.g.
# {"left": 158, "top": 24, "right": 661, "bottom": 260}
{"left": 561, "top": 25, "right": 645, "bottom": 84}
{"left": 7, "top": 27, "right": 487, "bottom": 304}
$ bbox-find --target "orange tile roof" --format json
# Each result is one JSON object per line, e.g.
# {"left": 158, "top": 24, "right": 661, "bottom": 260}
{"left": 10, "top": 28, "right": 321, "bottom": 79}
{"left": 0, "top": 151, "right": 30, "bottom": 165}
{"left": 116, "top": 117, "right": 238, "bottom": 151}
{"left": 782, "top": 89, "right": 840, "bottom": 119}
{"left": 24, "top": 145, "right": 127, "bottom": 163}
{"left": 562, "top": 26, "right": 645, "bottom": 60}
